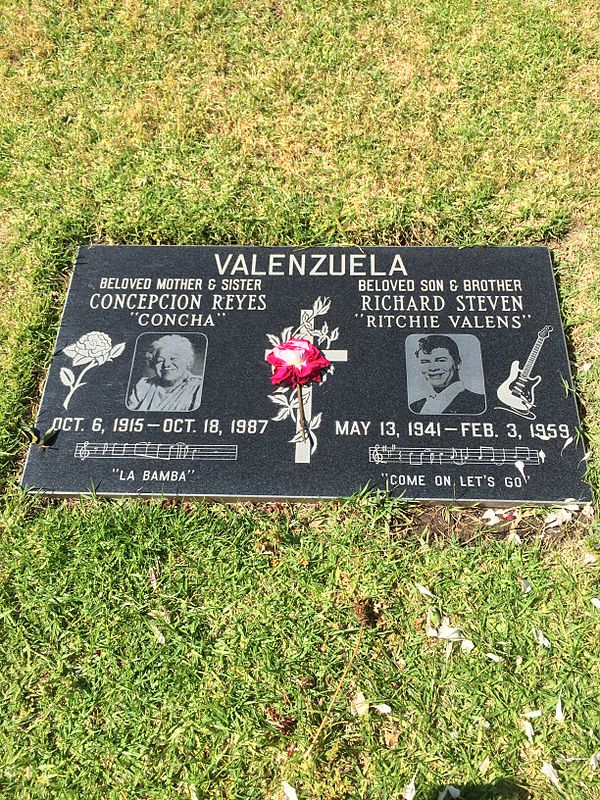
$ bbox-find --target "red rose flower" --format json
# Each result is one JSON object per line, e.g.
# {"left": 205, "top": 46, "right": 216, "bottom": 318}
{"left": 266, "top": 338, "right": 330, "bottom": 388}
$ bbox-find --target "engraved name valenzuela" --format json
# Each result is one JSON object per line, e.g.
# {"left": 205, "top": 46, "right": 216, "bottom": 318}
{"left": 74, "top": 442, "right": 238, "bottom": 461}
{"left": 368, "top": 445, "right": 546, "bottom": 466}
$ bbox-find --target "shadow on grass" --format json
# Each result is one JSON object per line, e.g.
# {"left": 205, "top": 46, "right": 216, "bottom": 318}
{"left": 428, "top": 779, "right": 529, "bottom": 799}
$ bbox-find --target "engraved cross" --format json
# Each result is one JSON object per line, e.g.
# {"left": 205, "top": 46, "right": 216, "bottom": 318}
{"left": 266, "top": 307, "right": 347, "bottom": 464}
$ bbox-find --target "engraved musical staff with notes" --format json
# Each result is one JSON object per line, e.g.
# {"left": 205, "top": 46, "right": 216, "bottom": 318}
{"left": 74, "top": 441, "right": 238, "bottom": 461}
{"left": 369, "top": 445, "right": 545, "bottom": 466}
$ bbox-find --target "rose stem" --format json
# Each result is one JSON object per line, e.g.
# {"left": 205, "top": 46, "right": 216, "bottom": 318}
{"left": 63, "top": 361, "right": 96, "bottom": 410}
{"left": 296, "top": 384, "right": 306, "bottom": 442}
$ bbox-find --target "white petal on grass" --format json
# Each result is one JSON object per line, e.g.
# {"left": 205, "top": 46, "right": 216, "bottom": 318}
{"left": 507, "top": 531, "right": 523, "bottom": 545}
{"left": 561, "top": 499, "right": 580, "bottom": 510}
{"left": 582, "top": 504, "right": 594, "bottom": 518}
{"left": 521, "top": 578, "right": 533, "bottom": 594}
{"left": 523, "top": 710, "right": 542, "bottom": 719}
{"left": 485, "top": 652, "right": 503, "bottom": 663}
{"left": 150, "top": 624, "right": 165, "bottom": 645}
{"left": 402, "top": 772, "right": 417, "bottom": 800}
{"left": 541, "top": 762, "right": 561, "bottom": 789}
{"left": 426, "top": 608, "right": 441, "bottom": 637}
{"left": 482, "top": 508, "right": 502, "bottom": 525}
{"left": 515, "top": 460, "right": 527, "bottom": 482}
{"left": 372, "top": 703, "right": 392, "bottom": 714}
{"left": 282, "top": 781, "right": 298, "bottom": 800}
{"left": 556, "top": 694, "right": 564, "bottom": 723}
{"left": 437, "top": 787, "right": 461, "bottom": 800}
{"left": 581, "top": 361, "right": 592, "bottom": 372}
{"left": 437, "top": 624, "right": 468, "bottom": 641}
{"left": 583, "top": 552, "right": 598, "bottom": 565}
{"left": 415, "top": 583, "right": 437, "bottom": 600}
{"left": 522, "top": 720, "right": 535, "bottom": 743}
{"left": 560, "top": 437, "right": 575, "bottom": 454}
{"left": 544, "top": 508, "right": 572, "bottom": 529}
{"left": 591, "top": 598, "right": 600, "bottom": 610}
{"left": 532, "top": 628, "right": 551, "bottom": 648}
{"left": 350, "top": 690, "right": 369, "bottom": 717}
{"left": 427, "top": 613, "right": 472, "bottom": 647}
{"left": 461, "top": 639, "right": 475, "bottom": 652}
{"left": 478, "top": 756, "right": 490, "bottom": 775}
{"left": 590, "top": 752, "right": 600, "bottom": 770}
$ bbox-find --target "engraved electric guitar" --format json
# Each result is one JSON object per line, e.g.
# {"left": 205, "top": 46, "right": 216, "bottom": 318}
{"left": 496, "top": 325, "right": 553, "bottom": 418}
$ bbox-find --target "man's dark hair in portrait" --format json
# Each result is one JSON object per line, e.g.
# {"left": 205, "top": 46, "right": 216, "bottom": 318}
{"left": 409, "top": 334, "right": 485, "bottom": 415}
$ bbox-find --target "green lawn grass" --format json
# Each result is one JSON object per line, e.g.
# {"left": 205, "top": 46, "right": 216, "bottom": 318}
{"left": 1, "top": 497, "right": 600, "bottom": 798}
{"left": 0, "top": 0, "right": 599, "bottom": 797}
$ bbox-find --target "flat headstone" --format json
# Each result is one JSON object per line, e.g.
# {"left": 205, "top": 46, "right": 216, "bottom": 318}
{"left": 22, "top": 246, "right": 591, "bottom": 506}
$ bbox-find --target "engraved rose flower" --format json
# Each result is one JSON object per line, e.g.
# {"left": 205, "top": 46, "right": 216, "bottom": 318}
{"left": 266, "top": 337, "right": 330, "bottom": 442}
{"left": 63, "top": 331, "right": 114, "bottom": 366}
{"left": 61, "top": 331, "right": 125, "bottom": 409}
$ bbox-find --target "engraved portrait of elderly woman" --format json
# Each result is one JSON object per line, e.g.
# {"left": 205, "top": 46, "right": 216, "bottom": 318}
{"left": 127, "top": 334, "right": 206, "bottom": 412}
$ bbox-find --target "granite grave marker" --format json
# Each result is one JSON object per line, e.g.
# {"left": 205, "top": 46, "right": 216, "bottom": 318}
{"left": 22, "top": 246, "right": 591, "bottom": 505}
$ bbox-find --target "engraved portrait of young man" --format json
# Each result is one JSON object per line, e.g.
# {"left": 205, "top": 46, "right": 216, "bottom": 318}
{"left": 408, "top": 334, "right": 486, "bottom": 415}
{"left": 127, "top": 334, "right": 205, "bottom": 412}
